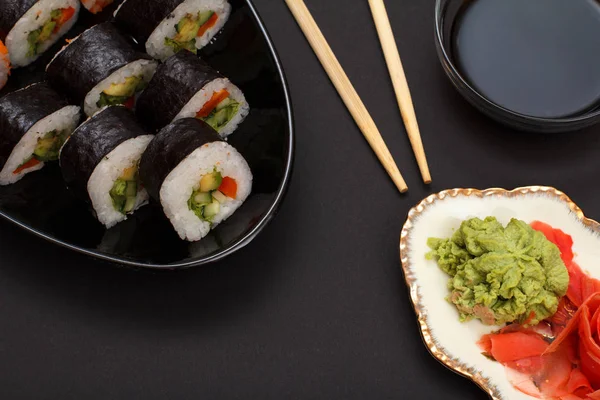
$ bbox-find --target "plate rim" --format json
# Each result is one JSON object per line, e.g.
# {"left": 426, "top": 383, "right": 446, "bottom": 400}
{"left": 0, "top": 0, "right": 296, "bottom": 270}
{"left": 398, "top": 186, "right": 600, "bottom": 399}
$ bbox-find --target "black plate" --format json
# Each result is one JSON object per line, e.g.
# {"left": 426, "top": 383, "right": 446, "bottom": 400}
{"left": 0, "top": 0, "right": 294, "bottom": 269}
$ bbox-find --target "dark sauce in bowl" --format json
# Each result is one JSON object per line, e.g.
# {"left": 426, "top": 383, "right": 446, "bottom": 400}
{"left": 452, "top": 0, "right": 600, "bottom": 119}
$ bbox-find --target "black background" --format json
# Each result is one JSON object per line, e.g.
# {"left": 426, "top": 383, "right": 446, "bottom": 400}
{"left": 1, "top": 0, "right": 599, "bottom": 398}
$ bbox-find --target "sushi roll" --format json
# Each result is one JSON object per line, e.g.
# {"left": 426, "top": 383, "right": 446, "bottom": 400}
{"left": 137, "top": 51, "right": 248, "bottom": 138}
{"left": 0, "top": 40, "right": 10, "bottom": 90}
{"left": 60, "top": 106, "right": 153, "bottom": 228}
{"left": 80, "top": 0, "right": 114, "bottom": 14}
{"left": 139, "top": 118, "right": 252, "bottom": 242}
{"left": 46, "top": 22, "right": 158, "bottom": 117}
{"left": 0, "top": 0, "right": 80, "bottom": 67}
{"left": 0, "top": 83, "right": 81, "bottom": 185}
{"left": 114, "top": 0, "right": 231, "bottom": 60}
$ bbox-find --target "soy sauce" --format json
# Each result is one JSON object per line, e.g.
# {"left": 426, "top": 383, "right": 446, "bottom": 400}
{"left": 452, "top": 0, "right": 600, "bottom": 119}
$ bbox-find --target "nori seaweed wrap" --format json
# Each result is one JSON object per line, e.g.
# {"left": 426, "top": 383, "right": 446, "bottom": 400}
{"left": 60, "top": 106, "right": 154, "bottom": 228}
{"left": 46, "top": 22, "right": 157, "bottom": 116}
{"left": 137, "top": 51, "right": 221, "bottom": 131}
{"left": 139, "top": 118, "right": 222, "bottom": 200}
{"left": 0, "top": 82, "right": 81, "bottom": 185}
{"left": 139, "top": 118, "right": 252, "bottom": 242}
{"left": 136, "top": 51, "right": 248, "bottom": 137}
{"left": 60, "top": 106, "right": 144, "bottom": 198}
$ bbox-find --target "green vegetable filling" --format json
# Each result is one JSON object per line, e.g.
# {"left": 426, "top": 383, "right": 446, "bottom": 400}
{"left": 96, "top": 75, "right": 147, "bottom": 108}
{"left": 164, "top": 11, "right": 215, "bottom": 54}
{"left": 27, "top": 9, "right": 63, "bottom": 57}
{"left": 201, "top": 97, "right": 240, "bottom": 132}
{"left": 109, "top": 166, "right": 140, "bottom": 214}
{"left": 187, "top": 169, "right": 228, "bottom": 222}
{"left": 33, "top": 129, "right": 70, "bottom": 162}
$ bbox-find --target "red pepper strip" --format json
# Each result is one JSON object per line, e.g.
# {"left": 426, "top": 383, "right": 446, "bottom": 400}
{"left": 218, "top": 176, "right": 237, "bottom": 199}
{"left": 53, "top": 7, "right": 76, "bottom": 33}
{"left": 13, "top": 158, "right": 41, "bottom": 174}
{"left": 197, "top": 13, "right": 219, "bottom": 37}
{"left": 196, "top": 89, "right": 229, "bottom": 118}
{"left": 123, "top": 96, "right": 135, "bottom": 109}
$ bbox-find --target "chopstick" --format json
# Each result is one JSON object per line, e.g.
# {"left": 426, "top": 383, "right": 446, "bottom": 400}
{"left": 285, "top": 0, "right": 408, "bottom": 193}
{"left": 368, "top": 0, "right": 432, "bottom": 184}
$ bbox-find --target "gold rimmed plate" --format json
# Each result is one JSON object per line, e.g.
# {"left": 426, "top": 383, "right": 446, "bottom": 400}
{"left": 399, "top": 186, "right": 600, "bottom": 400}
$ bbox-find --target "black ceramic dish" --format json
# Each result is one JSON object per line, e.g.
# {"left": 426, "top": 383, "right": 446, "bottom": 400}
{"left": 435, "top": 0, "right": 600, "bottom": 133}
{"left": 0, "top": 0, "right": 294, "bottom": 269}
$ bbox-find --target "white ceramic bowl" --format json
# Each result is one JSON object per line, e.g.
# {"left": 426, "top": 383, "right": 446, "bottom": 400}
{"left": 400, "top": 186, "right": 600, "bottom": 400}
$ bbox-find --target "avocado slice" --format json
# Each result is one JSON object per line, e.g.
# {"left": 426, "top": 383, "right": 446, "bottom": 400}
{"left": 123, "top": 197, "right": 137, "bottom": 213}
{"left": 175, "top": 14, "right": 202, "bottom": 42}
{"left": 38, "top": 20, "right": 57, "bottom": 42}
{"left": 33, "top": 130, "right": 69, "bottom": 162}
{"left": 125, "top": 181, "right": 137, "bottom": 197}
{"left": 167, "top": 11, "right": 214, "bottom": 54}
{"left": 197, "top": 11, "right": 215, "bottom": 26}
{"left": 103, "top": 76, "right": 143, "bottom": 97}
{"left": 27, "top": 29, "right": 41, "bottom": 57}
{"left": 200, "top": 171, "right": 223, "bottom": 192}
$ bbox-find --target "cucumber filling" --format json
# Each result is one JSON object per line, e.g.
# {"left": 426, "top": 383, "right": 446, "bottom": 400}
{"left": 27, "top": 9, "right": 70, "bottom": 57}
{"left": 109, "top": 165, "right": 140, "bottom": 214}
{"left": 97, "top": 75, "right": 147, "bottom": 108}
{"left": 164, "top": 11, "right": 215, "bottom": 54}
{"left": 200, "top": 97, "right": 240, "bottom": 132}
{"left": 14, "top": 129, "right": 71, "bottom": 173}
{"left": 188, "top": 169, "right": 234, "bottom": 222}
{"left": 33, "top": 129, "right": 70, "bottom": 162}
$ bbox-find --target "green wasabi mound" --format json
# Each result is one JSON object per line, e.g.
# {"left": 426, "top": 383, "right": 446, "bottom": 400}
{"left": 426, "top": 217, "right": 569, "bottom": 326}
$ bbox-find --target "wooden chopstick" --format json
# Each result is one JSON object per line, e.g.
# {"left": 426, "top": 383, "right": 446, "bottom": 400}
{"left": 368, "top": 0, "right": 432, "bottom": 184}
{"left": 285, "top": 0, "right": 408, "bottom": 193}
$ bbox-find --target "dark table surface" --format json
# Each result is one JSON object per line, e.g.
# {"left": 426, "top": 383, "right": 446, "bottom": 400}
{"left": 2, "top": 0, "right": 600, "bottom": 399}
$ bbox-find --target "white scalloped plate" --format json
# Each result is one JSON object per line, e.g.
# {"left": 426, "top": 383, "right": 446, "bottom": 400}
{"left": 399, "top": 186, "right": 600, "bottom": 400}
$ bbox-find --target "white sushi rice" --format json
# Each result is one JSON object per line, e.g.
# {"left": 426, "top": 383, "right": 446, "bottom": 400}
{"left": 174, "top": 78, "right": 249, "bottom": 138}
{"left": 6, "top": 0, "right": 80, "bottom": 67}
{"left": 83, "top": 59, "right": 158, "bottom": 117}
{"left": 160, "top": 141, "right": 252, "bottom": 241}
{"left": 87, "top": 135, "right": 154, "bottom": 228}
{"left": 0, "top": 46, "right": 9, "bottom": 90}
{"left": 0, "top": 105, "right": 80, "bottom": 185}
{"left": 145, "top": 0, "right": 231, "bottom": 60}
